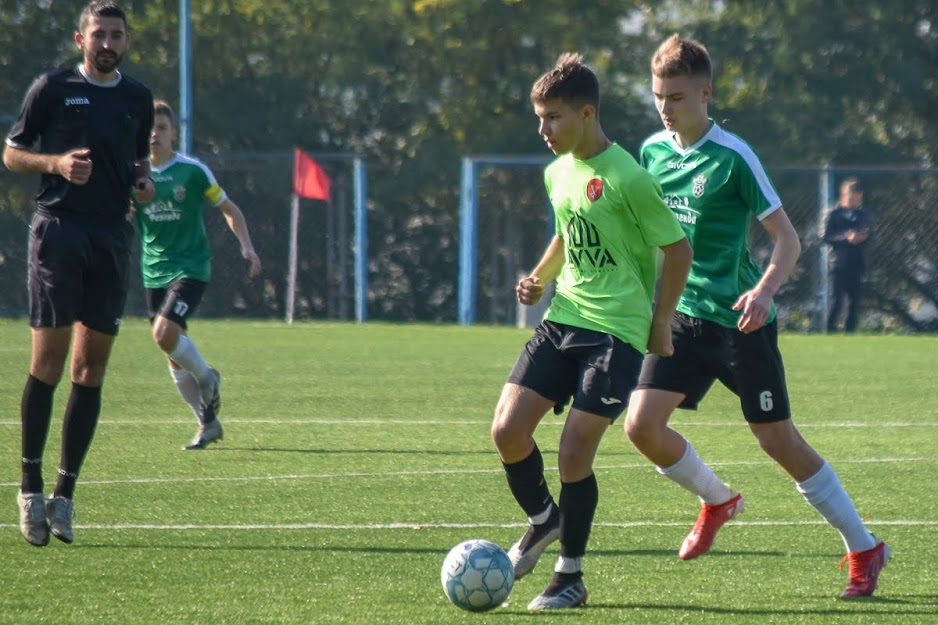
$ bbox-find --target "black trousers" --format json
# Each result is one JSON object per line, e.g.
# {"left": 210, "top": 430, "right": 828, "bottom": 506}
{"left": 827, "top": 267, "right": 863, "bottom": 332}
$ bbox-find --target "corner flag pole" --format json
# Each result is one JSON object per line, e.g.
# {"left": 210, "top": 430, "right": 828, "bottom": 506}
{"left": 286, "top": 193, "right": 300, "bottom": 324}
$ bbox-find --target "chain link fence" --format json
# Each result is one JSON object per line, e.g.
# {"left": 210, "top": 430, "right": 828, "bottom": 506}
{"left": 467, "top": 162, "right": 938, "bottom": 333}
{"left": 1, "top": 158, "right": 936, "bottom": 332}
{"left": 0, "top": 152, "right": 360, "bottom": 323}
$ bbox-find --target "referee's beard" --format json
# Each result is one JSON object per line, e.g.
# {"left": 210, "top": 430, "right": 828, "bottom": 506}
{"left": 91, "top": 51, "right": 122, "bottom": 74}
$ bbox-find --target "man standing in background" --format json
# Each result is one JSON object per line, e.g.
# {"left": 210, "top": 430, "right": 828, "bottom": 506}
{"left": 822, "top": 177, "right": 872, "bottom": 333}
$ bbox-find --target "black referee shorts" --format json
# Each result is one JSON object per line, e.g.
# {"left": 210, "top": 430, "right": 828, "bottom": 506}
{"left": 27, "top": 212, "right": 133, "bottom": 336}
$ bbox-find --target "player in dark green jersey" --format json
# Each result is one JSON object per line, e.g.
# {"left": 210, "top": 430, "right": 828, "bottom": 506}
{"left": 624, "top": 34, "right": 888, "bottom": 599}
{"left": 492, "top": 53, "right": 692, "bottom": 610}
{"left": 136, "top": 100, "right": 260, "bottom": 450}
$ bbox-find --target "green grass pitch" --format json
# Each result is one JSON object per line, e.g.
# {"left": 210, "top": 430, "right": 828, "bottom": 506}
{"left": 0, "top": 318, "right": 935, "bottom": 624}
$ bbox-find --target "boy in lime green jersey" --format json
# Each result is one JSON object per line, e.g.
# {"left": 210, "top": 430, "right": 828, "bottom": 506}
{"left": 624, "top": 35, "right": 888, "bottom": 599}
{"left": 492, "top": 53, "right": 692, "bottom": 610}
{"left": 136, "top": 100, "right": 261, "bottom": 450}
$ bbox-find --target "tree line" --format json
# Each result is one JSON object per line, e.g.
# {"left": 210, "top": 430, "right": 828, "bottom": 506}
{"left": 1, "top": 0, "right": 935, "bottom": 329}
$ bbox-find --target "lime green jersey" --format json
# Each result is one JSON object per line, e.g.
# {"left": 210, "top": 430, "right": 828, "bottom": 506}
{"left": 135, "top": 154, "right": 226, "bottom": 288}
{"left": 544, "top": 143, "right": 686, "bottom": 352}
{"left": 640, "top": 122, "right": 782, "bottom": 328}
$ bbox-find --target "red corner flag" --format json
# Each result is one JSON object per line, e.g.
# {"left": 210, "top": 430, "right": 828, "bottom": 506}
{"left": 293, "top": 147, "right": 332, "bottom": 202}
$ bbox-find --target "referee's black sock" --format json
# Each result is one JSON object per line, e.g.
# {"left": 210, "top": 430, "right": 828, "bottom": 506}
{"left": 55, "top": 383, "right": 102, "bottom": 500}
{"left": 21, "top": 375, "right": 56, "bottom": 494}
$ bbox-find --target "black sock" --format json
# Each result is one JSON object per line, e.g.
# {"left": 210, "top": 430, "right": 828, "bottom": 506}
{"left": 545, "top": 570, "right": 584, "bottom": 593}
{"left": 559, "top": 473, "right": 598, "bottom": 559}
{"left": 54, "top": 383, "right": 102, "bottom": 500}
{"left": 503, "top": 445, "right": 554, "bottom": 519}
{"left": 21, "top": 375, "right": 56, "bottom": 493}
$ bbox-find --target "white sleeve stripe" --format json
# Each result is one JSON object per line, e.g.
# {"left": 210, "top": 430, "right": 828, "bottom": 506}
{"left": 710, "top": 127, "right": 782, "bottom": 212}
{"left": 756, "top": 204, "right": 781, "bottom": 221}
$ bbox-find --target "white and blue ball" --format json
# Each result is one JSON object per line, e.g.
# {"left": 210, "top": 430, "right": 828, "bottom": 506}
{"left": 441, "top": 539, "right": 514, "bottom": 612}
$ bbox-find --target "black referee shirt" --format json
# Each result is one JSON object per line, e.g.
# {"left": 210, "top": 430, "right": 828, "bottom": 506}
{"left": 6, "top": 66, "right": 154, "bottom": 219}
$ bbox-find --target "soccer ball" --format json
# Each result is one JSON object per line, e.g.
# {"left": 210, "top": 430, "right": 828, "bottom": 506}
{"left": 441, "top": 539, "right": 514, "bottom": 612}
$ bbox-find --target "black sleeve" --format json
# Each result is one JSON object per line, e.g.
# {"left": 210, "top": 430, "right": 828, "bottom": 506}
{"left": 5, "top": 74, "right": 52, "bottom": 149}
{"left": 135, "top": 89, "right": 154, "bottom": 162}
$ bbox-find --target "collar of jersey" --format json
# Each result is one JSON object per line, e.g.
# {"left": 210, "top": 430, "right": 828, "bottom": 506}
{"left": 151, "top": 153, "right": 182, "bottom": 174}
{"left": 669, "top": 119, "right": 719, "bottom": 155}
{"left": 77, "top": 64, "right": 123, "bottom": 88}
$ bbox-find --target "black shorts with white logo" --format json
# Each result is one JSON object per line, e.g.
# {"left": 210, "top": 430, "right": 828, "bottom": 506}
{"left": 507, "top": 320, "right": 644, "bottom": 421}
{"left": 637, "top": 312, "right": 791, "bottom": 423}
{"left": 27, "top": 211, "right": 133, "bottom": 336}
{"left": 146, "top": 278, "right": 208, "bottom": 329}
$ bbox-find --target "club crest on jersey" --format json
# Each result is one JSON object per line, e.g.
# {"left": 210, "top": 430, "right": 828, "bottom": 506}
{"left": 586, "top": 178, "right": 603, "bottom": 202}
{"left": 692, "top": 174, "right": 707, "bottom": 198}
{"left": 173, "top": 185, "right": 186, "bottom": 202}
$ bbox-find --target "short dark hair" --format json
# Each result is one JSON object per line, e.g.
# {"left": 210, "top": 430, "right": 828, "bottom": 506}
{"left": 842, "top": 177, "right": 863, "bottom": 194}
{"left": 530, "top": 52, "right": 600, "bottom": 111}
{"left": 79, "top": 1, "right": 127, "bottom": 33}
{"left": 154, "top": 100, "right": 178, "bottom": 128}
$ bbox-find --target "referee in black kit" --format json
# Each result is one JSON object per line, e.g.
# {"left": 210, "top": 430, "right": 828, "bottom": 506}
{"left": 3, "top": 1, "right": 154, "bottom": 547}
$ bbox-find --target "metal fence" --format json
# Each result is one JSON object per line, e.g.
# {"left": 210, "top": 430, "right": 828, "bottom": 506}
{"left": 1, "top": 157, "right": 936, "bottom": 332}
{"left": 0, "top": 152, "right": 361, "bottom": 322}
{"left": 462, "top": 161, "right": 938, "bottom": 333}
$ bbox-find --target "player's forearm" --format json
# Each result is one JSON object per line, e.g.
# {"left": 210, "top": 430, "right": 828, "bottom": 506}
{"left": 2, "top": 145, "right": 57, "bottom": 175}
{"left": 529, "top": 236, "right": 565, "bottom": 283}
{"left": 220, "top": 200, "right": 257, "bottom": 254}
{"left": 654, "top": 238, "right": 693, "bottom": 325}
{"left": 758, "top": 229, "right": 801, "bottom": 299}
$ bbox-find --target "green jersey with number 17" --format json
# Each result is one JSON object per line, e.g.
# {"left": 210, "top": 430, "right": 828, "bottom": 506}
{"left": 135, "top": 153, "right": 227, "bottom": 288}
{"left": 640, "top": 121, "right": 783, "bottom": 328}
{"left": 544, "top": 143, "right": 686, "bottom": 353}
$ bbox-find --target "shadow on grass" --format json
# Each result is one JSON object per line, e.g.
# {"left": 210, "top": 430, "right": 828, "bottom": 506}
{"left": 584, "top": 598, "right": 935, "bottom": 616}
{"left": 75, "top": 543, "right": 452, "bottom": 555}
{"left": 213, "top": 446, "right": 642, "bottom": 457}
{"left": 70, "top": 543, "right": 788, "bottom": 561}
{"left": 215, "top": 446, "right": 499, "bottom": 456}
{"left": 591, "top": 547, "right": 786, "bottom": 558}
{"left": 461, "top": 594, "right": 938, "bottom": 618}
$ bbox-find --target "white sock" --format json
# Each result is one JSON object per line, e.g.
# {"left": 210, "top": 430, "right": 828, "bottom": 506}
{"left": 167, "top": 335, "right": 211, "bottom": 383}
{"left": 554, "top": 556, "right": 582, "bottom": 574}
{"left": 796, "top": 462, "right": 876, "bottom": 553}
{"left": 169, "top": 366, "right": 201, "bottom": 419}
{"left": 658, "top": 442, "right": 734, "bottom": 505}
{"left": 528, "top": 503, "right": 553, "bottom": 526}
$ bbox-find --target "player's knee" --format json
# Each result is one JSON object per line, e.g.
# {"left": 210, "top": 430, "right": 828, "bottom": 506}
{"left": 751, "top": 423, "right": 799, "bottom": 459}
{"left": 624, "top": 414, "right": 656, "bottom": 450}
{"left": 490, "top": 414, "right": 515, "bottom": 451}
{"left": 491, "top": 410, "right": 529, "bottom": 456}
{"left": 151, "top": 321, "right": 179, "bottom": 352}
{"left": 70, "top": 360, "right": 107, "bottom": 386}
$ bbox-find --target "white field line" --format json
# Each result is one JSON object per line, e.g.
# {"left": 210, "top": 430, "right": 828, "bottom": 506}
{"left": 1, "top": 419, "right": 938, "bottom": 427}
{"left": 0, "top": 519, "right": 934, "bottom": 532}
{"left": 1, "top": 455, "right": 936, "bottom": 489}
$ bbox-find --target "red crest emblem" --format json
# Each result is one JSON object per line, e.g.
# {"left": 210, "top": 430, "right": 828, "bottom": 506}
{"left": 586, "top": 178, "right": 603, "bottom": 202}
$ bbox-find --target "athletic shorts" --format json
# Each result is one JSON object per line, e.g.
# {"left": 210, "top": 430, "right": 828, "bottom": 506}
{"left": 27, "top": 212, "right": 133, "bottom": 336}
{"left": 636, "top": 312, "right": 791, "bottom": 423}
{"left": 146, "top": 279, "right": 208, "bottom": 329}
{"left": 507, "top": 320, "right": 644, "bottom": 421}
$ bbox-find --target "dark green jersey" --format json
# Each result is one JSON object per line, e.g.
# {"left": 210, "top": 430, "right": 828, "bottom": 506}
{"left": 640, "top": 122, "right": 782, "bottom": 328}
{"left": 544, "top": 144, "right": 686, "bottom": 352}
{"left": 135, "top": 154, "right": 226, "bottom": 288}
